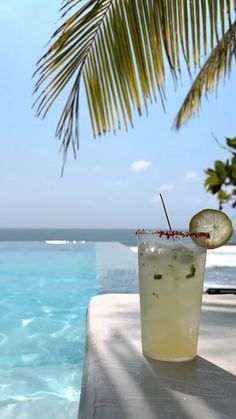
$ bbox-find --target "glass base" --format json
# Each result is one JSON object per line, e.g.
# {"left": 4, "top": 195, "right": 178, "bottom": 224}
{"left": 143, "top": 351, "right": 197, "bottom": 362}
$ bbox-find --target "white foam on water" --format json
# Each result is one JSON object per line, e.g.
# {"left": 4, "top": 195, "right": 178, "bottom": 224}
{"left": 206, "top": 246, "right": 236, "bottom": 268}
{"left": 45, "top": 241, "right": 70, "bottom": 244}
{"left": 45, "top": 240, "right": 77, "bottom": 245}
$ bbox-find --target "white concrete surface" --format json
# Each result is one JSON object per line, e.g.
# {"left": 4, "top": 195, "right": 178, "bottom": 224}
{"left": 79, "top": 294, "right": 236, "bottom": 419}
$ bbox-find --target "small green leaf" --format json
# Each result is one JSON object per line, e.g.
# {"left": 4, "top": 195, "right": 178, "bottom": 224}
{"left": 204, "top": 172, "right": 220, "bottom": 187}
{"left": 211, "top": 184, "right": 223, "bottom": 194}
{"left": 226, "top": 137, "right": 236, "bottom": 150}
{"left": 214, "top": 160, "right": 227, "bottom": 181}
{"left": 231, "top": 158, "right": 236, "bottom": 181}
{"left": 186, "top": 264, "right": 196, "bottom": 279}
{"left": 217, "top": 189, "right": 231, "bottom": 202}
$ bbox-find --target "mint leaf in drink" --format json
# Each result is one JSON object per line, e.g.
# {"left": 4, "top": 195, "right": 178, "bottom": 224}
{"left": 186, "top": 264, "right": 196, "bottom": 279}
{"left": 154, "top": 274, "right": 163, "bottom": 280}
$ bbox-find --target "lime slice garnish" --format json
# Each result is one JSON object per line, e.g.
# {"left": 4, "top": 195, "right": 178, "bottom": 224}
{"left": 189, "top": 209, "right": 233, "bottom": 249}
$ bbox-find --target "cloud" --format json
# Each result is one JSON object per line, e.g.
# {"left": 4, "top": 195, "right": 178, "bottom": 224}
{"left": 184, "top": 171, "right": 200, "bottom": 182}
{"left": 152, "top": 184, "right": 175, "bottom": 202}
{"left": 130, "top": 160, "right": 151, "bottom": 173}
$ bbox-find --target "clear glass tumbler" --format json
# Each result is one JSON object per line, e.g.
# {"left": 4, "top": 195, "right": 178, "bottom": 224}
{"left": 137, "top": 230, "right": 208, "bottom": 361}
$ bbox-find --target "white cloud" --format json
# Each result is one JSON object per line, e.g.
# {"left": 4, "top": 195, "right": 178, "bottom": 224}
{"left": 130, "top": 160, "right": 151, "bottom": 173}
{"left": 184, "top": 171, "right": 200, "bottom": 182}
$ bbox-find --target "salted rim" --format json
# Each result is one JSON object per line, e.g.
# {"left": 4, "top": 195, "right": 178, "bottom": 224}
{"left": 136, "top": 229, "right": 210, "bottom": 239}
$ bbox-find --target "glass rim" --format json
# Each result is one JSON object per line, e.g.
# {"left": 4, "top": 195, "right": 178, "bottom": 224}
{"left": 136, "top": 229, "right": 210, "bottom": 239}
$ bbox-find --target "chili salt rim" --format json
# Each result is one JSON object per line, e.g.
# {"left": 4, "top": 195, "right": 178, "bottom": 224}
{"left": 136, "top": 229, "right": 210, "bottom": 239}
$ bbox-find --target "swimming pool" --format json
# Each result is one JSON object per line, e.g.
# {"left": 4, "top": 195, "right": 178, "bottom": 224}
{"left": 0, "top": 242, "right": 138, "bottom": 418}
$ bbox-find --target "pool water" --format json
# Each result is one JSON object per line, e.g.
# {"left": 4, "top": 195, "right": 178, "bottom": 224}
{"left": 0, "top": 242, "right": 100, "bottom": 418}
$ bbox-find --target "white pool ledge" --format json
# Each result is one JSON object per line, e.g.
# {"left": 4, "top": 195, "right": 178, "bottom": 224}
{"left": 78, "top": 293, "right": 236, "bottom": 419}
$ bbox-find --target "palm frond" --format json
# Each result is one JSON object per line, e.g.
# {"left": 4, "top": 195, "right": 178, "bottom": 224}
{"left": 34, "top": 0, "right": 235, "bottom": 159}
{"left": 174, "top": 20, "right": 236, "bottom": 130}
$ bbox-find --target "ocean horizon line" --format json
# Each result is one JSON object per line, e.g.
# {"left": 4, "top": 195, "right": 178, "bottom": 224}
{"left": 0, "top": 227, "right": 138, "bottom": 230}
{"left": 0, "top": 227, "right": 235, "bottom": 246}
{"left": 0, "top": 227, "right": 188, "bottom": 230}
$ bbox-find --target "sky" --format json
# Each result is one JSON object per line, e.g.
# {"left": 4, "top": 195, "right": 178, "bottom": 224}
{"left": 0, "top": 0, "right": 236, "bottom": 229}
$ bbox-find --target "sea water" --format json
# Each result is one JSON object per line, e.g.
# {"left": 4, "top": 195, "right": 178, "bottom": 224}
{"left": 0, "top": 242, "right": 100, "bottom": 419}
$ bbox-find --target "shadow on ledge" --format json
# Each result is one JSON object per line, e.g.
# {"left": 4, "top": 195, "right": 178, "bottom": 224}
{"left": 79, "top": 334, "right": 236, "bottom": 419}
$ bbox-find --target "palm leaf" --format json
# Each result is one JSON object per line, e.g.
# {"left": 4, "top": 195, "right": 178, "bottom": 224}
{"left": 34, "top": 0, "right": 235, "bottom": 159}
{"left": 174, "top": 20, "right": 236, "bottom": 130}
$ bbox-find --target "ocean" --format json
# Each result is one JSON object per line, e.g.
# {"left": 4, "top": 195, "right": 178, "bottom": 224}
{"left": 0, "top": 228, "right": 236, "bottom": 247}
{"left": 0, "top": 228, "right": 138, "bottom": 246}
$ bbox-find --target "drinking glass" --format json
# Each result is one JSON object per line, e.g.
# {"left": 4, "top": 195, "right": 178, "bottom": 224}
{"left": 137, "top": 230, "right": 207, "bottom": 361}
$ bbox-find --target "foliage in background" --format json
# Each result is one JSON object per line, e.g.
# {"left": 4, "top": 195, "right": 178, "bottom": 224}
{"left": 204, "top": 137, "right": 236, "bottom": 209}
{"left": 34, "top": 0, "right": 236, "bottom": 161}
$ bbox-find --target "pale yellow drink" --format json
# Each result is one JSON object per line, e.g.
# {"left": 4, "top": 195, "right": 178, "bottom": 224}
{"left": 137, "top": 231, "right": 207, "bottom": 361}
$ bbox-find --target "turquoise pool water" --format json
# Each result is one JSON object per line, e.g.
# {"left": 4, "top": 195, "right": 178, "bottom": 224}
{"left": 0, "top": 242, "right": 101, "bottom": 418}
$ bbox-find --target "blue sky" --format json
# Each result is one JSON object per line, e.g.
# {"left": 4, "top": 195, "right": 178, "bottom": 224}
{"left": 0, "top": 0, "right": 236, "bottom": 229}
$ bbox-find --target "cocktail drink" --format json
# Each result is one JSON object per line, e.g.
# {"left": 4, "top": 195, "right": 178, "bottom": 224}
{"left": 137, "top": 230, "right": 208, "bottom": 361}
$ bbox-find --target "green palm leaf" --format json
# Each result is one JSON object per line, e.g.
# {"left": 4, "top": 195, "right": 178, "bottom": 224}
{"left": 174, "top": 20, "right": 236, "bottom": 129}
{"left": 34, "top": 0, "right": 235, "bottom": 159}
